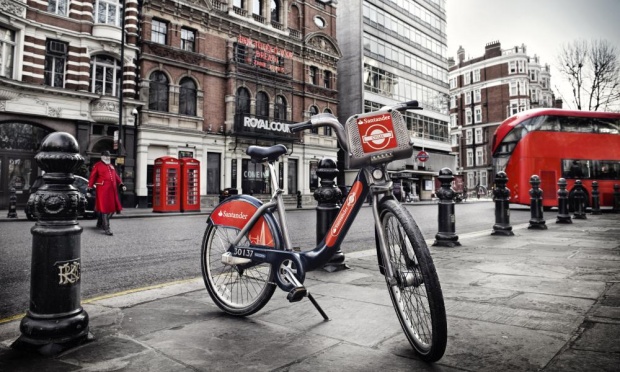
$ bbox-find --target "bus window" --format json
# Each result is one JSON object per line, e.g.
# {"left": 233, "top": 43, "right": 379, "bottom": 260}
{"left": 560, "top": 117, "right": 593, "bottom": 133}
{"left": 592, "top": 118, "right": 620, "bottom": 134}
{"left": 562, "top": 159, "right": 591, "bottom": 179}
{"left": 539, "top": 116, "right": 560, "bottom": 131}
{"left": 592, "top": 160, "right": 620, "bottom": 180}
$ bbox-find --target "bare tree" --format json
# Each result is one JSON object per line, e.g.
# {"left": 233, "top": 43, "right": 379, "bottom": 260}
{"left": 556, "top": 39, "right": 620, "bottom": 111}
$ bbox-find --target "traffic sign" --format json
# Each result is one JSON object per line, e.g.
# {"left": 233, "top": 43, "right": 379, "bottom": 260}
{"left": 416, "top": 150, "right": 429, "bottom": 162}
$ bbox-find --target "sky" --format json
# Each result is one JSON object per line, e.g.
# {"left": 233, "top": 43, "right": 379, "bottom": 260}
{"left": 446, "top": 0, "right": 620, "bottom": 110}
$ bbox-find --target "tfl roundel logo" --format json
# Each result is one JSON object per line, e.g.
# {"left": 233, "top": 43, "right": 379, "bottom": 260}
{"left": 357, "top": 114, "right": 398, "bottom": 153}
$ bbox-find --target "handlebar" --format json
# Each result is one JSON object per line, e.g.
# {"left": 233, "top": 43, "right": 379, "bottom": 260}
{"left": 288, "top": 101, "right": 423, "bottom": 154}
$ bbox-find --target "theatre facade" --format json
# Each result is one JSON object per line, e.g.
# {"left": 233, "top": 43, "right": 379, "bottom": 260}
{"left": 135, "top": 0, "right": 341, "bottom": 207}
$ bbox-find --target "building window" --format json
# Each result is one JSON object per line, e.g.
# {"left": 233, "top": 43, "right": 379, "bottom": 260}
{"left": 256, "top": 91, "right": 269, "bottom": 117}
{"left": 270, "top": 0, "right": 281, "bottom": 23}
{"left": 474, "top": 106, "right": 482, "bottom": 123}
{"left": 480, "top": 170, "right": 488, "bottom": 187}
{"left": 48, "top": 0, "right": 69, "bottom": 16}
{"left": 467, "top": 172, "right": 475, "bottom": 188}
{"left": 451, "top": 134, "right": 458, "bottom": 147}
{"left": 44, "top": 40, "right": 67, "bottom": 88}
{"left": 474, "top": 127, "right": 483, "bottom": 143}
{"left": 179, "top": 77, "right": 196, "bottom": 116}
{"left": 0, "top": 28, "right": 15, "bottom": 78}
{"left": 519, "top": 80, "right": 527, "bottom": 95}
{"left": 94, "top": 0, "right": 122, "bottom": 26}
{"left": 466, "top": 149, "right": 473, "bottom": 167}
{"left": 181, "top": 28, "right": 195, "bottom": 52}
{"left": 236, "top": 87, "right": 251, "bottom": 115}
{"left": 465, "top": 91, "right": 471, "bottom": 105}
{"left": 207, "top": 153, "right": 221, "bottom": 194}
{"left": 323, "top": 70, "right": 332, "bottom": 89}
{"left": 449, "top": 77, "right": 456, "bottom": 89}
{"left": 518, "top": 60, "right": 525, "bottom": 73}
{"left": 309, "top": 66, "right": 318, "bottom": 85}
{"left": 91, "top": 55, "right": 121, "bottom": 96}
{"left": 509, "top": 99, "right": 519, "bottom": 116}
{"left": 450, "top": 95, "right": 456, "bottom": 109}
{"left": 473, "top": 69, "right": 480, "bottom": 82}
{"left": 476, "top": 147, "right": 485, "bottom": 165}
{"left": 509, "top": 81, "right": 518, "bottom": 96}
{"left": 234, "top": 43, "right": 247, "bottom": 63}
{"left": 309, "top": 105, "right": 319, "bottom": 134}
{"left": 465, "top": 109, "right": 472, "bottom": 125}
{"left": 450, "top": 113, "right": 457, "bottom": 128}
{"left": 253, "top": 0, "right": 264, "bottom": 16}
{"left": 152, "top": 20, "right": 167, "bottom": 45}
{"left": 463, "top": 72, "right": 470, "bottom": 85}
{"left": 233, "top": 0, "right": 245, "bottom": 8}
{"left": 148, "top": 71, "right": 169, "bottom": 112}
{"left": 509, "top": 61, "right": 516, "bottom": 74}
{"left": 274, "top": 95, "right": 286, "bottom": 120}
{"left": 473, "top": 89, "right": 481, "bottom": 103}
{"left": 465, "top": 129, "right": 472, "bottom": 145}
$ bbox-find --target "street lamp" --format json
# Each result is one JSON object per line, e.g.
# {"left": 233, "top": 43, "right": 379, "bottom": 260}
{"left": 117, "top": 0, "right": 126, "bottom": 157}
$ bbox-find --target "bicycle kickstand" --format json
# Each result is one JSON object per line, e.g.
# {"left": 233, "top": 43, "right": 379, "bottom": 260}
{"left": 281, "top": 265, "right": 330, "bottom": 321}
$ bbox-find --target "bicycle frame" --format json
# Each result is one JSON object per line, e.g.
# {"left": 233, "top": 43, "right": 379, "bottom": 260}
{"left": 208, "top": 159, "right": 396, "bottom": 292}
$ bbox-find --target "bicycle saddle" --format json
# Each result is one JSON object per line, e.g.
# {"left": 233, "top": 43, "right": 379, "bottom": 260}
{"left": 247, "top": 144, "right": 288, "bottom": 163}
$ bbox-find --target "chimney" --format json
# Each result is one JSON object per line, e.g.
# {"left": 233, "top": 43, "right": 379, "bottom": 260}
{"left": 484, "top": 41, "right": 501, "bottom": 58}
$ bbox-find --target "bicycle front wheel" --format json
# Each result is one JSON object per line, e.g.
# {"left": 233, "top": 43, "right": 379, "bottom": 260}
{"left": 379, "top": 199, "right": 447, "bottom": 362}
{"left": 201, "top": 224, "right": 276, "bottom": 316}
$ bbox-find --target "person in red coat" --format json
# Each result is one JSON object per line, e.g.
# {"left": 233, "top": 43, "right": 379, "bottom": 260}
{"left": 88, "top": 151, "right": 126, "bottom": 236}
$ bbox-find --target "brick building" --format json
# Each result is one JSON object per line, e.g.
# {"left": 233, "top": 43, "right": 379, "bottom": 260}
{"left": 448, "top": 41, "right": 561, "bottom": 192}
{"left": 135, "top": 0, "right": 341, "bottom": 207}
{"left": 0, "top": 0, "right": 340, "bottom": 210}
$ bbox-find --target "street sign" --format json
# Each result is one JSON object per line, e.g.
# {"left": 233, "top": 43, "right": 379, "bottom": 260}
{"left": 416, "top": 150, "right": 429, "bottom": 162}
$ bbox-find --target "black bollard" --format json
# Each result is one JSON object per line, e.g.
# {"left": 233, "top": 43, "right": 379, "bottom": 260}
{"left": 314, "top": 158, "right": 347, "bottom": 272}
{"left": 591, "top": 181, "right": 601, "bottom": 215}
{"left": 528, "top": 175, "right": 547, "bottom": 229}
{"left": 12, "top": 132, "right": 90, "bottom": 355}
{"left": 572, "top": 180, "right": 587, "bottom": 220}
{"left": 613, "top": 184, "right": 620, "bottom": 213}
{"left": 491, "top": 171, "right": 513, "bottom": 236}
{"left": 296, "top": 190, "right": 302, "bottom": 208}
{"left": 556, "top": 178, "right": 572, "bottom": 224}
{"left": 7, "top": 187, "right": 18, "bottom": 218}
{"left": 433, "top": 168, "right": 461, "bottom": 247}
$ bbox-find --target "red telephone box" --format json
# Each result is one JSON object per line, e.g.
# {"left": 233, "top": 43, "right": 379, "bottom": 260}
{"left": 180, "top": 158, "right": 201, "bottom": 212}
{"left": 153, "top": 156, "right": 181, "bottom": 213}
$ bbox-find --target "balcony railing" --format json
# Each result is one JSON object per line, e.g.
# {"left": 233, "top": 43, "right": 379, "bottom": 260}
{"left": 271, "top": 21, "right": 283, "bottom": 30}
{"left": 233, "top": 6, "right": 247, "bottom": 16}
{"left": 252, "top": 14, "right": 265, "bottom": 23}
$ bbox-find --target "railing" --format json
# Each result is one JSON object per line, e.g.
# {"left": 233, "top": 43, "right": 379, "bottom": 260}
{"left": 271, "top": 21, "right": 283, "bottom": 30}
{"left": 253, "top": 14, "right": 265, "bottom": 23}
{"left": 212, "top": 0, "right": 226, "bottom": 11}
{"left": 288, "top": 28, "right": 301, "bottom": 39}
{"left": 233, "top": 6, "right": 247, "bottom": 16}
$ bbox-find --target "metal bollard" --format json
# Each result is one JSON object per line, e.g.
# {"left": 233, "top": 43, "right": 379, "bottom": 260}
{"left": 591, "top": 181, "right": 601, "bottom": 215}
{"left": 556, "top": 178, "right": 572, "bottom": 224}
{"left": 7, "top": 187, "right": 18, "bottom": 218}
{"left": 314, "top": 158, "right": 347, "bottom": 272}
{"left": 572, "top": 180, "right": 587, "bottom": 220}
{"left": 296, "top": 190, "right": 302, "bottom": 208}
{"left": 614, "top": 184, "right": 620, "bottom": 213}
{"left": 528, "top": 175, "right": 547, "bottom": 229}
{"left": 12, "top": 132, "right": 90, "bottom": 355}
{"left": 491, "top": 171, "right": 513, "bottom": 236}
{"left": 433, "top": 168, "right": 461, "bottom": 247}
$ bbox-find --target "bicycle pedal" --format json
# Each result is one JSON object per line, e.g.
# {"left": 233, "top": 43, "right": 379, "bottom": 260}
{"left": 287, "top": 287, "right": 307, "bottom": 302}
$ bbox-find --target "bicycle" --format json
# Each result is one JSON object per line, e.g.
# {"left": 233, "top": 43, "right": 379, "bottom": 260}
{"left": 201, "top": 100, "right": 447, "bottom": 362}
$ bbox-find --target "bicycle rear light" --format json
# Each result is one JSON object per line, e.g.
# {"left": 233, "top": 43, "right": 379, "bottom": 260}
{"left": 345, "top": 110, "right": 414, "bottom": 169}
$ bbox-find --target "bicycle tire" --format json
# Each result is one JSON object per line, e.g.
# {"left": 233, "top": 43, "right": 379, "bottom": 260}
{"left": 379, "top": 199, "right": 447, "bottom": 362}
{"left": 201, "top": 224, "right": 277, "bottom": 316}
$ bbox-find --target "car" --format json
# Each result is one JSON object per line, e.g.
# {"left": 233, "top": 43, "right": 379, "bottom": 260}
{"left": 25, "top": 175, "right": 96, "bottom": 220}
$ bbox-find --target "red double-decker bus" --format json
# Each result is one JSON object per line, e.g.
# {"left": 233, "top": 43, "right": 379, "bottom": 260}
{"left": 492, "top": 108, "right": 620, "bottom": 208}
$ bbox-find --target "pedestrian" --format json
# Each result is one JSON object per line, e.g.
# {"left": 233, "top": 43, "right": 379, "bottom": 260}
{"left": 88, "top": 151, "right": 126, "bottom": 236}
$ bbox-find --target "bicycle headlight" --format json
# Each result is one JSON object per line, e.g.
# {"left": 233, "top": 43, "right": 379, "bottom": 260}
{"left": 372, "top": 168, "right": 383, "bottom": 180}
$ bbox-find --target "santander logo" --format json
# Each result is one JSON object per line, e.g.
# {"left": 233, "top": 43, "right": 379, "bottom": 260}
{"left": 217, "top": 210, "right": 249, "bottom": 220}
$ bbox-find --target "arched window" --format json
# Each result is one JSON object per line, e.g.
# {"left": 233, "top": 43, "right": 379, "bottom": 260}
{"left": 91, "top": 55, "right": 121, "bottom": 96}
{"left": 253, "top": 0, "right": 264, "bottom": 16}
{"left": 274, "top": 95, "right": 287, "bottom": 121}
{"left": 270, "top": 0, "right": 280, "bottom": 23}
{"left": 323, "top": 108, "right": 333, "bottom": 136}
{"left": 149, "top": 71, "right": 169, "bottom": 112}
{"left": 309, "top": 105, "right": 319, "bottom": 134}
{"left": 256, "top": 91, "right": 269, "bottom": 118}
{"left": 236, "top": 87, "right": 251, "bottom": 114}
{"left": 179, "top": 77, "right": 197, "bottom": 116}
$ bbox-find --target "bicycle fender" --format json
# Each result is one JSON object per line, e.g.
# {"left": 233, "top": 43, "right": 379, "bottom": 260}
{"left": 209, "top": 195, "right": 281, "bottom": 248}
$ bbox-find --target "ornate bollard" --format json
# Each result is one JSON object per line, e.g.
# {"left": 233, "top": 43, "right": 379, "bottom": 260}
{"left": 12, "top": 132, "right": 90, "bottom": 355}
{"left": 433, "top": 168, "right": 461, "bottom": 247}
{"left": 613, "top": 184, "right": 620, "bottom": 213}
{"left": 491, "top": 172, "right": 513, "bottom": 236}
{"left": 572, "top": 180, "right": 587, "bottom": 220}
{"left": 7, "top": 187, "right": 18, "bottom": 218}
{"left": 556, "top": 178, "right": 572, "bottom": 224}
{"left": 591, "top": 181, "right": 601, "bottom": 215}
{"left": 528, "top": 175, "right": 547, "bottom": 229}
{"left": 314, "top": 158, "right": 346, "bottom": 272}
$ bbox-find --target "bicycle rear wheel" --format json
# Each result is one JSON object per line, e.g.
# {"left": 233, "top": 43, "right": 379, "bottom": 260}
{"left": 201, "top": 224, "right": 276, "bottom": 316}
{"left": 379, "top": 199, "right": 447, "bottom": 362}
